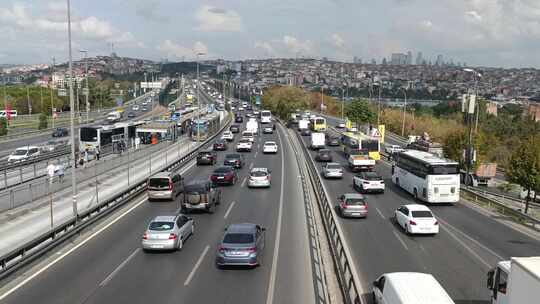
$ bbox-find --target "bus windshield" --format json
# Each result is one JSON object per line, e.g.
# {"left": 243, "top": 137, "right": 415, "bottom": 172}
{"left": 361, "top": 139, "right": 379, "bottom": 152}
{"left": 430, "top": 165, "right": 459, "bottom": 175}
{"left": 80, "top": 128, "right": 98, "bottom": 142}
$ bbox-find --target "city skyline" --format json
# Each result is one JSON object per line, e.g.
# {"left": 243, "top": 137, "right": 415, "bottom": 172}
{"left": 1, "top": 0, "right": 540, "bottom": 68}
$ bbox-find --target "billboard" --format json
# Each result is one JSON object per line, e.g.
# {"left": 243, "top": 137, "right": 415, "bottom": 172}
{"left": 140, "top": 82, "right": 162, "bottom": 89}
{"left": 255, "top": 95, "right": 261, "bottom": 105}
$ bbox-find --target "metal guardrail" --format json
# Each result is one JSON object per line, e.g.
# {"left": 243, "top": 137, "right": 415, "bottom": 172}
{"left": 0, "top": 110, "right": 231, "bottom": 280}
{"left": 461, "top": 186, "right": 540, "bottom": 230}
{"left": 289, "top": 123, "right": 363, "bottom": 304}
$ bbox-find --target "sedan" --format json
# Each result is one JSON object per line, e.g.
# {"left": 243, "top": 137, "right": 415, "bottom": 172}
{"left": 262, "top": 126, "right": 274, "bottom": 134}
{"left": 322, "top": 162, "right": 343, "bottom": 179}
{"left": 224, "top": 154, "right": 244, "bottom": 169}
{"left": 353, "top": 172, "right": 385, "bottom": 194}
{"left": 394, "top": 204, "right": 439, "bottom": 235}
{"left": 221, "top": 131, "right": 234, "bottom": 142}
{"left": 52, "top": 127, "right": 68, "bottom": 137}
{"left": 326, "top": 135, "right": 340, "bottom": 146}
{"left": 263, "top": 141, "right": 278, "bottom": 154}
{"left": 216, "top": 223, "right": 266, "bottom": 268}
{"left": 132, "top": 105, "right": 140, "bottom": 111}
{"left": 337, "top": 193, "right": 368, "bottom": 218}
{"left": 127, "top": 112, "right": 136, "bottom": 118}
{"left": 213, "top": 140, "right": 228, "bottom": 151}
{"left": 236, "top": 139, "right": 253, "bottom": 152}
{"left": 210, "top": 166, "right": 238, "bottom": 185}
{"left": 336, "top": 122, "right": 346, "bottom": 129}
{"left": 315, "top": 149, "right": 333, "bottom": 162}
{"left": 300, "top": 129, "right": 312, "bottom": 136}
{"left": 229, "top": 125, "right": 241, "bottom": 133}
{"left": 248, "top": 168, "right": 271, "bottom": 188}
{"left": 235, "top": 116, "right": 244, "bottom": 123}
{"left": 142, "top": 215, "right": 194, "bottom": 251}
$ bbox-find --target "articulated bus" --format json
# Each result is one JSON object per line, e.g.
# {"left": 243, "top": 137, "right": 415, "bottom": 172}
{"left": 190, "top": 113, "right": 220, "bottom": 141}
{"left": 340, "top": 131, "right": 381, "bottom": 160}
{"left": 392, "top": 150, "right": 460, "bottom": 203}
{"left": 79, "top": 121, "right": 144, "bottom": 152}
{"left": 310, "top": 116, "right": 327, "bottom": 132}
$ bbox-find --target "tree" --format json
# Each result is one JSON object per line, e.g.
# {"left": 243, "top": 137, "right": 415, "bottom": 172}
{"left": 506, "top": 137, "right": 540, "bottom": 214}
{"left": 38, "top": 113, "right": 48, "bottom": 130}
{"left": 345, "top": 99, "right": 375, "bottom": 127}
{"left": 0, "top": 117, "right": 7, "bottom": 136}
{"left": 261, "top": 86, "right": 310, "bottom": 119}
{"left": 443, "top": 129, "right": 467, "bottom": 169}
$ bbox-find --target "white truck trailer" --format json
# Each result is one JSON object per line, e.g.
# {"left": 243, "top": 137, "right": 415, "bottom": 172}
{"left": 310, "top": 132, "right": 325, "bottom": 150}
{"left": 487, "top": 256, "right": 540, "bottom": 304}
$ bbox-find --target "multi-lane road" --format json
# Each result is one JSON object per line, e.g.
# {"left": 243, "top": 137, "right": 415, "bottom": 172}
{"left": 0, "top": 120, "right": 320, "bottom": 304}
{"left": 299, "top": 119, "right": 540, "bottom": 303}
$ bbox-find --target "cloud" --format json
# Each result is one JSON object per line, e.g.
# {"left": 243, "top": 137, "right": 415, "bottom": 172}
{"left": 157, "top": 40, "right": 208, "bottom": 59}
{"left": 331, "top": 33, "right": 345, "bottom": 49}
{"left": 464, "top": 10, "right": 482, "bottom": 23}
{"left": 195, "top": 5, "right": 243, "bottom": 32}
{"left": 135, "top": 0, "right": 169, "bottom": 23}
{"left": 282, "top": 35, "right": 313, "bottom": 54}
{"left": 254, "top": 41, "right": 275, "bottom": 55}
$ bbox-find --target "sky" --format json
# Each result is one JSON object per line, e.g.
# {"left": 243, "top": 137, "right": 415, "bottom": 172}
{"left": 1, "top": 0, "right": 540, "bottom": 68}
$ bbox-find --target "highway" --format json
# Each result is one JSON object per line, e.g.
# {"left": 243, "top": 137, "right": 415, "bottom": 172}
{"left": 297, "top": 124, "right": 540, "bottom": 303}
{"left": 0, "top": 120, "right": 319, "bottom": 304}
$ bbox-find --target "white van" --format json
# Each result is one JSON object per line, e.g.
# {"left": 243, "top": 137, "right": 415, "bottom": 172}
{"left": 372, "top": 272, "right": 455, "bottom": 304}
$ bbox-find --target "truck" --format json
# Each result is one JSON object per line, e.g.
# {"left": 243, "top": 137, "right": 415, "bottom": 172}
{"left": 487, "top": 256, "right": 540, "bottom": 304}
{"left": 348, "top": 150, "right": 376, "bottom": 172}
{"left": 106, "top": 111, "right": 123, "bottom": 123}
{"left": 310, "top": 132, "right": 325, "bottom": 150}
{"left": 298, "top": 119, "right": 309, "bottom": 131}
{"left": 246, "top": 119, "right": 259, "bottom": 134}
{"left": 406, "top": 133, "right": 443, "bottom": 157}
{"left": 461, "top": 163, "right": 498, "bottom": 187}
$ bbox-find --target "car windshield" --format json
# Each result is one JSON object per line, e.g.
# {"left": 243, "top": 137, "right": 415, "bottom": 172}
{"left": 411, "top": 211, "right": 433, "bottom": 218}
{"left": 148, "top": 178, "right": 169, "bottom": 188}
{"left": 184, "top": 183, "right": 207, "bottom": 192}
{"left": 345, "top": 198, "right": 366, "bottom": 205}
{"left": 223, "top": 233, "right": 254, "bottom": 244}
{"left": 215, "top": 167, "right": 232, "bottom": 173}
{"left": 148, "top": 221, "right": 174, "bottom": 231}
{"left": 251, "top": 171, "right": 268, "bottom": 177}
{"left": 362, "top": 173, "right": 382, "bottom": 180}
{"left": 225, "top": 154, "right": 240, "bottom": 159}
{"left": 239, "top": 139, "right": 250, "bottom": 143}
{"left": 265, "top": 143, "right": 276, "bottom": 146}
{"left": 13, "top": 149, "right": 28, "bottom": 156}
{"left": 319, "top": 150, "right": 330, "bottom": 155}
{"left": 327, "top": 164, "right": 341, "bottom": 170}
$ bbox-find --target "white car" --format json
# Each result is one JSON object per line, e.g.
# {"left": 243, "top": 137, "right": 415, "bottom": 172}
{"left": 336, "top": 122, "right": 346, "bottom": 129}
{"left": 262, "top": 126, "right": 274, "bottom": 134}
{"left": 353, "top": 172, "right": 385, "bottom": 193}
{"left": 385, "top": 144, "right": 405, "bottom": 155}
{"left": 347, "top": 126, "right": 358, "bottom": 132}
{"left": 394, "top": 204, "right": 439, "bottom": 235}
{"left": 132, "top": 105, "right": 140, "bottom": 111}
{"left": 248, "top": 167, "right": 271, "bottom": 188}
{"left": 242, "top": 131, "right": 255, "bottom": 142}
{"left": 263, "top": 141, "right": 278, "bottom": 154}
{"left": 236, "top": 139, "right": 253, "bottom": 152}
{"left": 221, "top": 131, "right": 234, "bottom": 142}
{"left": 322, "top": 163, "right": 343, "bottom": 179}
{"left": 8, "top": 146, "right": 41, "bottom": 162}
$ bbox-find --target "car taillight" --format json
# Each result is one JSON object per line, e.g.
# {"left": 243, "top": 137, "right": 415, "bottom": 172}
{"left": 434, "top": 221, "right": 438, "bottom": 225}
{"left": 169, "top": 181, "right": 173, "bottom": 191}
{"left": 363, "top": 181, "right": 370, "bottom": 185}
{"left": 409, "top": 220, "right": 417, "bottom": 226}
{"left": 211, "top": 175, "right": 217, "bottom": 181}
{"left": 363, "top": 203, "right": 368, "bottom": 209}
{"left": 380, "top": 181, "right": 385, "bottom": 184}
{"left": 450, "top": 187, "right": 455, "bottom": 194}
{"left": 244, "top": 247, "right": 256, "bottom": 253}
{"left": 340, "top": 203, "right": 348, "bottom": 209}
{"left": 142, "top": 232, "right": 148, "bottom": 240}
{"left": 169, "top": 233, "right": 177, "bottom": 240}
{"left": 218, "top": 245, "right": 225, "bottom": 253}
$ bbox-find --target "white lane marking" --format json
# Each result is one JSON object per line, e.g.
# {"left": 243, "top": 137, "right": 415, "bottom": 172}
{"left": 249, "top": 162, "right": 254, "bottom": 169}
{"left": 241, "top": 177, "right": 247, "bottom": 187}
{"left": 224, "top": 201, "right": 236, "bottom": 219}
{"left": 184, "top": 245, "right": 210, "bottom": 286}
{"left": 99, "top": 248, "right": 140, "bottom": 287}
{"left": 392, "top": 230, "right": 409, "bottom": 251}
{"left": 375, "top": 207, "right": 386, "bottom": 219}
{"left": 0, "top": 196, "right": 148, "bottom": 301}
{"left": 254, "top": 151, "right": 258, "bottom": 158}
{"left": 437, "top": 217, "right": 504, "bottom": 261}
{"left": 265, "top": 126, "right": 286, "bottom": 304}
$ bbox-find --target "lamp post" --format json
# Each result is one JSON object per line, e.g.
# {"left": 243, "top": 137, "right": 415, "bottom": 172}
{"left": 66, "top": 0, "right": 78, "bottom": 222}
{"left": 377, "top": 81, "right": 382, "bottom": 126}
{"left": 79, "top": 50, "right": 89, "bottom": 123}
{"left": 401, "top": 87, "right": 408, "bottom": 137}
{"left": 462, "top": 68, "right": 482, "bottom": 185}
{"left": 196, "top": 52, "right": 206, "bottom": 142}
{"left": 464, "top": 68, "right": 482, "bottom": 133}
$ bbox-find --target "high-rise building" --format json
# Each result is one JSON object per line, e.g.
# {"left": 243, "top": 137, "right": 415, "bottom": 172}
{"left": 435, "top": 55, "right": 444, "bottom": 66}
{"left": 416, "top": 52, "right": 423, "bottom": 65}
{"left": 353, "top": 56, "right": 359, "bottom": 64}
{"left": 406, "top": 51, "right": 413, "bottom": 65}
{"left": 391, "top": 53, "right": 407, "bottom": 65}
{"left": 371, "top": 58, "right": 377, "bottom": 65}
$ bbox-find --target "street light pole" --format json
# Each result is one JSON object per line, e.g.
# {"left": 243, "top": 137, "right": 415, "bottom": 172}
{"left": 50, "top": 57, "right": 55, "bottom": 128}
{"left": 401, "top": 87, "right": 408, "bottom": 137}
{"left": 377, "top": 82, "right": 382, "bottom": 126}
{"left": 196, "top": 52, "right": 206, "bottom": 142}
{"left": 80, "top": 50, "right": 89, "bottom": 123}
{"left": 66, "top": 0, "right": 78, "bottom": 222}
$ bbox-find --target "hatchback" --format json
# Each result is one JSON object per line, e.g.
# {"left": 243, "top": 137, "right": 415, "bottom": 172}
{"left": 326, "top": 136, "right": 340, "bottom": 146}
{"left": 337, "top": 193, "right": 368, "bottom": 218}
{"left": 147, "top": 171, "right": 184, "bottom": 201}
{"left": 248, "top": 168, "right": 271, "bottom": 188}
{"left": 263, "top": 141, "right": 278, "bottom": 154}
{"left": 216, "top": 223, "right": 266, "bottom": 268}
{"left": 224, "top": 154, "right": 245, "bottom": 168}
{"left": 353, "top": 172, "right": 385, "bottom": 194}
{"left": 322, "top": 163, "right": 343, "bottom": 179}
{"left": 210, "top": 166, "right": 238, "bottom": 185}
{"left": 235, "top": 115, "right": 243, "bottom": 123}
{"left": 196, "top": 150, "right": 217, "bottom": 165}
{"left": 213, "top": 140, "right": 228, "bottom": 151}
{"left": 316, "top": 149, "right": 333, "bottom": 162}
{"left": 229, "top": 125, "right": 240, "bottom": 133}
{"left": 8, "top": 146, "right": 41, "bottom": 162}
{"left": 142, "top": 215, "right": 194, "bottom": 251}
{"left": 52, "top": 127, "right": 68, "bottom": 137}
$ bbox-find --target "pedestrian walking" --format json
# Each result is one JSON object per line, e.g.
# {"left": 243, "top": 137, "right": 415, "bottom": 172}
{"left": 56, "top": 163, "right": 65, "bottom": 183}
{"left": 135, "top": 137, "right": 140, "bottom": 150}
{"left": 95, "top": 147, "right": 100, "bottom": 161}
{"left": 83, "top": 149, "right": 89, "bottom": 168}
{"left": 47, "top": 162, "right": 56, "bottom": 184}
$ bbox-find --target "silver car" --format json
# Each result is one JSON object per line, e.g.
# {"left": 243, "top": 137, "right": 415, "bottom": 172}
{"left": 247, "top": 168, "right": 271, "bottom": 188}
{"left": 322, "top": 162, "right": 343, "bottom": 179}
{"left": 337, "top": 193, "right": 368, "bottom": 218}
{"left": 216, "top": 223, "right": 266, "bottom": 268}
{"left": 147, "top": 171, "right": 184, "bottom": 201}
{"left": 142, "top": 215, "right": 194, "bottom": 251}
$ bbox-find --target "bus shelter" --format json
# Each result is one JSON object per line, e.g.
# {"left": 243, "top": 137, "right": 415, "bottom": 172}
{"left": 136, "top": 120, "right": 179, "bottom": 145}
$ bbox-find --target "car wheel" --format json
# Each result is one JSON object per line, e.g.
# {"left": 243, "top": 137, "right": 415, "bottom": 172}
{"left": 372, "top": 292, "right": 377, "bottom": 304}
{"left": 395, "top": 177, "right": 400, "bottom": 186}
{"left": 413, "top": 188, "right": 419, "bottom": 201}
{"left": 177, "top": 238, "right": 183, "bottom": 251}
{"left": 208, "top": 204, "right": 215, "bottom": 214}
{"left": 405, "top": 224, "right": 410, "bottom": 235}
{"left": 191, "top": 224, "right": 195, "bottom": 236}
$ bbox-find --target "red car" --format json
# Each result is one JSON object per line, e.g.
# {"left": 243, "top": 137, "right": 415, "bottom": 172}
{"left": 210, "top": 166, "right": 238, "bottom": 185}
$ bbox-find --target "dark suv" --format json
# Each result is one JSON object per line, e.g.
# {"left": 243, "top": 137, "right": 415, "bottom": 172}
{"left": 52, "top": 127, "right": 68, "bottom": 137}
{"left": 182, "top": 180, "right": 222, "bottom": 213}
{"left": 196, "top": 150, "right": 218, "bottom": 165}
{"left": 224, "top": 154, "right": 245, "bottom": 169}
{"left": 230, "top": 125, "right": 241, "bottom": 133}
{"left": 235, "top": 115, "right": 243, "bottom": 123}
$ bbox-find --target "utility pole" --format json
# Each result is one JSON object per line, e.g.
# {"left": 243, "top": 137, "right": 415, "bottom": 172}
{"left": 66, "top": 0, "right": 78, "bottom": 222}
{"left": 401, "top": 87, "right": 408, "bottom": 137}
{"left": 377, "top": 82, "right": 382, "bottom": 126}
{"left": 40, "top": 86, "right": 44, "bottom": 113}
{"left": 196, "top": 52, "right": 206, "bottom": 142}
{"left": 26, "top": 86, "right": 32, "bottom": 116}
{"left": 80, "top": 50, "right": 89, "bottom": 123}
{"left": 50, "top": 57, "right": 55, "bottom": 128}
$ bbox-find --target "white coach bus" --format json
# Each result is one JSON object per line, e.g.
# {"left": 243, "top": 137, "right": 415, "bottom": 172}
{"left": 392, "top": 150, "right": 460, "bottom": 203}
